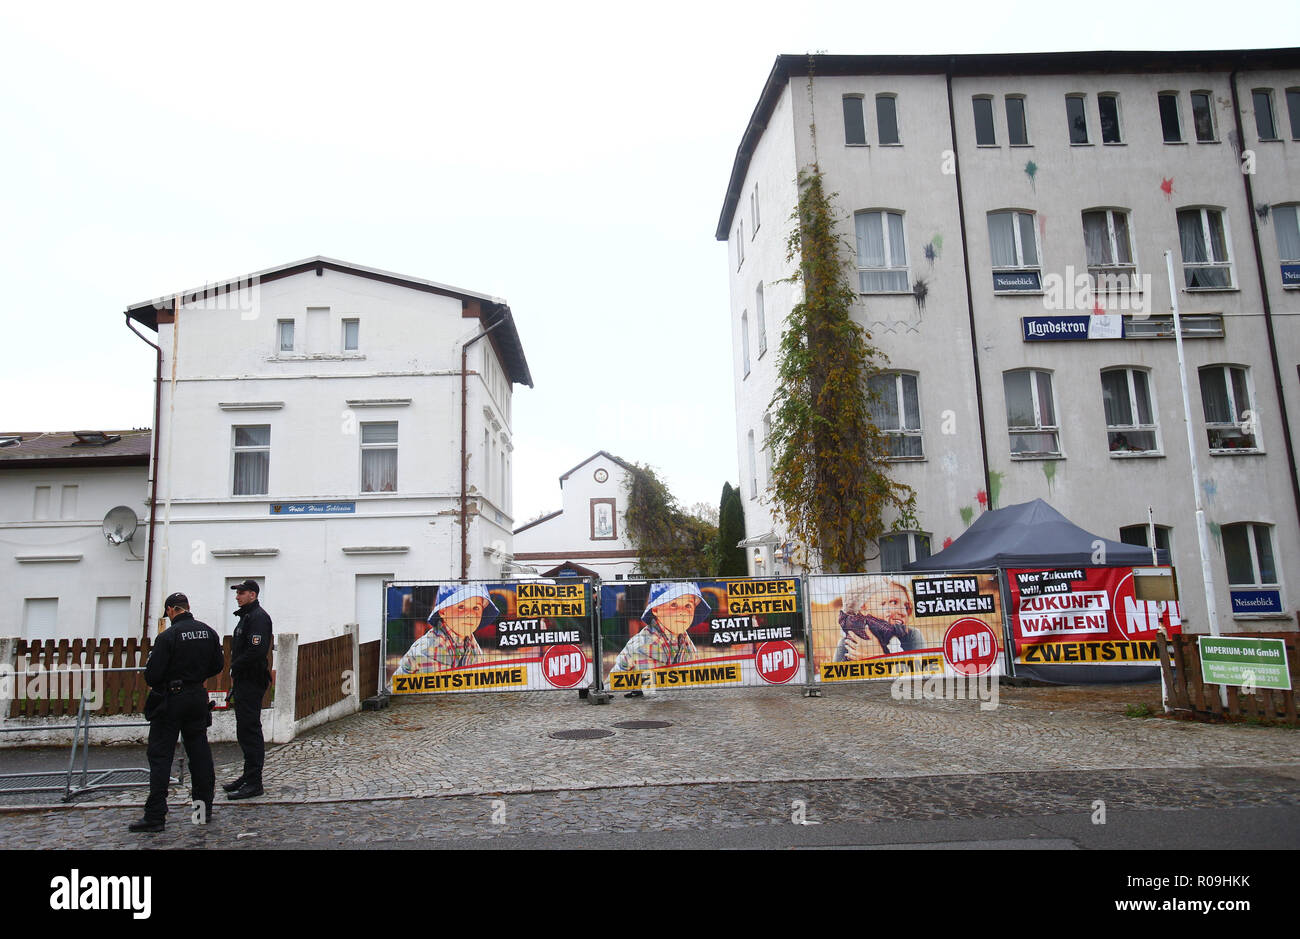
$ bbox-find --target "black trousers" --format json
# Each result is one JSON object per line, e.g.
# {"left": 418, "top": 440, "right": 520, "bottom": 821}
{"left": 144, "top": 689, "right": 214, "bottom": 823}
{"left": 232, "top": 677, "right": 267, "bottom": 783}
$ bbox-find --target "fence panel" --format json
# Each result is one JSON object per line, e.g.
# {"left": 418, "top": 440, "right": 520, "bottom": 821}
{"left": 384, "top": 579, "right": 595, "bottom": 695}
{"left": 295, "top": 634, "right": 353, "bottom": 720}
{"left": 359, "top": 640, "right": 380, "bottom": 700}
{"left": 806, "top": 572, "right": 1004, "bottom": 684}
{"left": 600, "top": 577, "right": 805, "bottom": 692}
{"left": 1159, "top": 631, "right": 1299, "bottom": 726}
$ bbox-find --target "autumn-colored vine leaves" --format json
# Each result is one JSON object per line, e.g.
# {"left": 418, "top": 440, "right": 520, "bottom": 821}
{"left": 766, "top": 168, "right": 916, "bottom": 573}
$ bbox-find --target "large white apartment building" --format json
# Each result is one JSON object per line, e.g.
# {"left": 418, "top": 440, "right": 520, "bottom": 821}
{"left": 118, "top": 257, "right": 532, "bottom": 643}
{"left": 717, "top": 50, "right": 1300, "bottom": 633}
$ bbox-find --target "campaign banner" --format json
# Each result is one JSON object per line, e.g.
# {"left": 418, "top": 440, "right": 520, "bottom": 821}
{"left": 807, "top": 572, "right": 1006, "bottom": 683}
{"left": 1007, "top": 567, "right": 1180, "bottom": 680}
{"left": 384, "top": 580, "right": 594, "bottom": 694}
{"left": 600, "top": 578, "right": 805, "bottom": 691}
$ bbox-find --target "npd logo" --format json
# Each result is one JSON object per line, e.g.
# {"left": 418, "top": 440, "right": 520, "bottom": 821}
{"left": 755, "top": 640, "right": 801, "bottom": 684}
{"left": 942, "top": 618, "right": 999, "bottom": 676}
{"left": 541, "top": 644, "right": 587, "bottom": 688}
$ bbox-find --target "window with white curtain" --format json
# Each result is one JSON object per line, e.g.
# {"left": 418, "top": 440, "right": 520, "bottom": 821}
{"left": 232, "top": 425, "right": 270, "bottom": 495}
{"left": 988, "top": 210, "right": 1039, "bottom": 268}
{"left": 1222, "top": 523, "right": 1278, "bottom": 589}
{"left": 342, "top": 318, "right": 359, "bottom": 351}
{"left": 868, "top": 372, "right": 923, "bottom": 458}
{"left": 1274, "top": 204, "right": 1300, "bottom": 263}
{"left": 1101, "top": 368, "right": 1159, "bottom": 454}
{"left": 855, "top": 210, "right": 909, "bottom": 292}
{"left": 762, "top": 413, "right": 773, "bottom": 484}
{"left": 277, "top": 319, "right": 295, "bottom": 352}
{"left": 361, "top": 422, "right": 398, "bottom": 492}
{"left": 1004, "top": 370, "right": 1060, "bottom": 457}
{"left": 1199, "top": 365, "right": 1258, "bottom": 451}
{"left": 1177, "top": 208, "right": 1233, "bottom": 288}
{"left": 1082, "top": 209, "right": 1137, "bottom": 292}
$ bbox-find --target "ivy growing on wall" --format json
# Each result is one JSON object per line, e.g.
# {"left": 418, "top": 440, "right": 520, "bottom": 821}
{"left": 765, "top": 166, "right": 916, "bottom": 573}
{"left": 623, "top": 463, "right": 718, "bottom": 579}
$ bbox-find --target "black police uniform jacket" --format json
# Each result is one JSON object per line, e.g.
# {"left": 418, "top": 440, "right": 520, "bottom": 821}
{"left": 231, "top": 600, "right": 273, "bottom": 685}
{"left": 144, "top": 611, "right": 224, "bottom": 714}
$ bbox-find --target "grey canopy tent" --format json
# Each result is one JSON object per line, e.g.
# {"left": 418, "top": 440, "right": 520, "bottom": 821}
{"left": 903, "top": 498, "right": 1170, "bottom": 571}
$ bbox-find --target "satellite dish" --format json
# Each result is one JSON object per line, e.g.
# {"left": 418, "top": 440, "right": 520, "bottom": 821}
{"left": 103, "top": 506, "right": 139, "bottom": 545}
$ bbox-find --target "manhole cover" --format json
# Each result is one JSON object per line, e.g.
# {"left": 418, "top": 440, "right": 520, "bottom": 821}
{"left": 549, "top": 729, "right": 616, "bottom": 740}
{"left": 611, "top": 720, "right": 673, "bottom": 730}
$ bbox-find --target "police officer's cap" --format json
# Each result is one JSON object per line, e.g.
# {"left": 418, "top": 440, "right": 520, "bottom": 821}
{"left": 230, "top": 579, "right": 261, "bottom": 594}
{"left": 163, "top": 592, "right": 189, "bottom": 609}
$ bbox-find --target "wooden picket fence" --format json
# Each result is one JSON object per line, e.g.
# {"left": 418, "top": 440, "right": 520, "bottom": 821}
{"left": 359, "top": 640, "right": 380, "bottom": 700}
{"left": 294, "top": 634, "right": 353, "bottom": 721}
{"left": 1159, "top": 630, "right": 1300, "bottom": 727}
{"left": 7, "top": 637, "right": 272, "bottom": 718}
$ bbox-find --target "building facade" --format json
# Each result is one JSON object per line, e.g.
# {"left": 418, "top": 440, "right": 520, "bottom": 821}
{"left": 124, "top": 257, "right": 532, "bottom": 644}
{"left": 512, "top": 451, "right": 640, "bottom": 579}
{"left": 717, "top": 50, "right": 1300, "bottom": 633}
{"left": 0, "top": 431, "right": 150, "bottom": 639}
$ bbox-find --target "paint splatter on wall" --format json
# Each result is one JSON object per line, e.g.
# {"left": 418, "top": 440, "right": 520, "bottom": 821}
{"left": 923, "top": 234, "right": 943, "bottom": 266}
{"left": 1256, "top": 203, "right": 1271, "bottom": 221}
{"left": 976, "top": 489, "right": 988, "bottom": 509}
{"left": 1201, "top": 478, "right": 1217, "bottom": 505}
{"left": 942, "top": 536, "right": 954, "bottom": 550}
{"left": 912, "top": 278, "right": 929, "bottom": 310}
{"left": 1160, "top": 177, "right": 1174, "bottom": 199}
{"left": 959, "top": 505, "right": 975, "bottom": 527}
{"left": 1207, "top": 520, "right": 1222, "bottom": 548}
{"left": 988, "top": 470, "right": 1005, "bottom": 511}
{"left": 1042, "top": 459, "right": 1058, "bottom": 493}
{"left": 1024, "top": 160, "right": 1037, "bottom": 189}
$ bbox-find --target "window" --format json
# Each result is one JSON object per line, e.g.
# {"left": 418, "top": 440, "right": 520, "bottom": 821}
{"left": 868, "top": 372, "right": 923, "bottom": 458}
{"left": 342, "top": 318, "right": 359, "bottom": 351}
{"left": 747, "top": 430, "right": 757, "bottom": 499}
{"left": 988, "top": 210, "right": 1040, "bottom": 291}
{"left": 1177, "top": 208, "right": 1233, "bottom": 288}
{"left": 1120, "top": 524, "right": 1172, "bottom": 556}
{"left": 1005, "top": 95, "right": 1029, "bottom": 145}
{"left": 736, "top": 222, "right": 744, "bottom": 269}
{"left": 1101, "top": 368, "right": 1159, "bottom": 454}
{"left": 1288, "top": 89, "right": 1300, "bottom": 139}
{"left": 762, "top": 413, "right": 773, "bottom": 484}
{"left": 1199, "top": 365, "right": 1258, "bottom": 451}
{"left": 879, "top": 532, "right": 931, "bottom": 570}
{"left": 361, "top": 422, "right": 398, "bottom": 492}
{"left": 1066, "top": 95, "right": 1089, "bottom": 144}
{"left": 876, "top": 94, "right": 899, "bottom": 145}
{"left": 232, "top": 425, "right": 270, "bottom": 495}
{"left": 741, "top": 311, "right": 750, "bottom": 377}
{"left": 843, "top": 95, "right": 867, "bottom": 145}
{"left": 1004, "top": 370, "right": 1060, "bottom": 457}
{"left": 1252, "top": 89, "right": 1278, "bottom": 140}
{"left": 854, "top": 210, "right": 908, "bottom": 292}
{"left": 972, "top": 96, "right": 996, "bottom": 145}
{"left": 277, "top": 319, "right": 295, "bottom": 352}
{"left": 1082, "top": 209, "right": 1136, "bottom": 292}
{"left": 755, "top": 283, "right": 767, "bottom": 356}
{"left": 751, "top": 183, "right": 760, "bottom": 232}
{"left": 1098, "top": 93, "right": 1122, "bottom": 143}
{"left": 1158, "top": 92, "right": 1182, "bottom": 143}
{"left": 1275, "top": 204, "right": 1300, "bottom": 266}
{"left": 1222, "top": 523, "right": 1278, "bottom": 589}
{"left": 1191, "top": 92, "right": 1215, "bottom": 141}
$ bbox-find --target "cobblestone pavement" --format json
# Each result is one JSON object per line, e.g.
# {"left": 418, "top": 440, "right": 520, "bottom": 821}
{"left": 1, "top": 683, "right": 1296, "bottom": 846}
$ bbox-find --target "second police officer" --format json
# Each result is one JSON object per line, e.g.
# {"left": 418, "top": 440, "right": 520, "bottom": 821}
{"left": 225, "top": 579, "right": 273, "bottom": 800}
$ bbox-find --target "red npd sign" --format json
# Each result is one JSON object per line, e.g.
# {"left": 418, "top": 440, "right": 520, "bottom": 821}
{"left": 942, "top": 618, "right": 999, "bottom": 676}
{"left": 541, "top": 644, "right": 587, "bottom": 688}
{"left": 755, "top": 640, "right": 801, "bottom": 684}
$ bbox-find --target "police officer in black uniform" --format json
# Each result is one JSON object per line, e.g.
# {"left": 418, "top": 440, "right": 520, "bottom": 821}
{"left": 225, "top": 579, "right": 273, "bottom": 800}
{"left": 129, "top": 592, "right": 224, "bottom": 833}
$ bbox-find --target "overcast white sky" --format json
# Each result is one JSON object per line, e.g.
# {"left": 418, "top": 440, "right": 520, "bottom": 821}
{"left": 2, "top": 1, "right": 1295, "bottom": 524}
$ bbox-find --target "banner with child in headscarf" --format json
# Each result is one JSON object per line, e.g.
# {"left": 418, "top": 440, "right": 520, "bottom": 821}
{"left": 600, "top": 578, "right": 805, "bottom": 691}
{"left": 384, "top": 580, "right": 594, "bottom": 694}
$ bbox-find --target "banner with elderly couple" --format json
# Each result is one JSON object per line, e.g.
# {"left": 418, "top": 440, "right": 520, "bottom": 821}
{"left": 384, "top": 580, "right": 594, "bottom": 694}
{"left": 600, "top": 578, "right": 805, "bottom": 691}
{"left": 807, "top": 572, "right": 1006, "bottom": 682}
{"left": 1006, "top": 567, "right": 1180, "bottom": 682}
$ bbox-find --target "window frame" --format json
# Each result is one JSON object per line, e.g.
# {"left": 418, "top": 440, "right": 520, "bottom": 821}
{"left": 1158, "top": 91, "right": 1183, "bottom": 143}
{"left": 232, "top": 425, "right": 271, "bottom": 497}
{"left": 1252, "top": 88, "right": 1279, "bottom": 141}
{"left": 342, "top": 317, "right": 359, "bottom": 352}
{"left": 1101, "top": 367, "right": 1161, "bottom": 457}
{"left": 747, "top": 429, "right": 757, "bottom": 499}
{"left": 1287, "top": 88, "right": 1300, "bottom": 141}
{"left": 1004, "top": 369, "right": 1061, "bottom": 459}
{"left": 1177, "top": 207, "right": 1235, "bottom": 290}
{"left": 1120, "top": 524, "right": 1173, "bottom": 556}
{"left": 1190, "top": 91, "right": 1217, "bottom": 142}
{"left": 1004, "top": 94, "right": 1029, "bottom": 146}
{"left": 1065, "top": 93, "right": 1090, "bottom": 145}
{"left": 854, "top": 209, "right": 910, "bottom": 294}
{"left": 879, "top": 531, "right": 932, "bottom": 571}
{"left": 1199, "top": 364, "right": 1260, "bottom": 454}
{"left": 869, "top": 371, "right": 924, "bottom": 460}
{"left": 741, "top": 310, "right": 750, "bottom": 378}
{"left": 972, "top": 95, "right": 997, "bottom": 146}
{"left": 1273, "top": 203, "right": 1300, "bottom": 272}
{"left": 1082, "top": 207, "right": 1139, "bottom": 295}
{"left": 755, "top": 283, "right": 767, "bottom": 357}
{"left": 1221, "top": 522, "right": 1280, "bottom": 594}
{"left": 735, "top": 221, "right": 744, "bottom": 269}
{"left": 988, "top": 209, "right": 1042, "bottom": 293}
{"left": 875, "top": 93, "right": 900, "bottom": 145}
{"left": 843, "top": 94, "right": 868, "bottom": 146}
{"left": 1098, "top": 92, "right": 1123, "bottom": 144}
{"left": 360, "top": 421, "right": 398, "bottom": 493}
{"left": 750, "top": 182, "right": 760, "bottom": 234}
{"left": 277, "top": 319, "right": 295, "bottom": 353}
